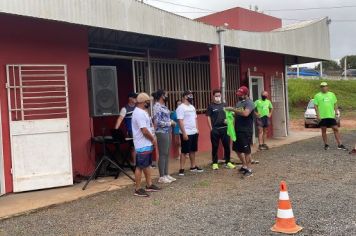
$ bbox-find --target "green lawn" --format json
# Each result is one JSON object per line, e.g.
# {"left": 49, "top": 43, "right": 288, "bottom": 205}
{"left": 288, "top": 78, "right": 356, "bottom": 118}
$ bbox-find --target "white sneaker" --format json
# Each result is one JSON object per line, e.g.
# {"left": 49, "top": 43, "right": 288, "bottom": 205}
{"left": 165, "top": 175, "right": 177, "bottom": 182}
{"left": 158, "top": 176, "right": 172, "bottom": 184}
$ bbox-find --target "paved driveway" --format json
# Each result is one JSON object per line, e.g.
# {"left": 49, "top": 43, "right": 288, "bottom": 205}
{"left": 0, "top": 132, "right": 355, "bottom": 236}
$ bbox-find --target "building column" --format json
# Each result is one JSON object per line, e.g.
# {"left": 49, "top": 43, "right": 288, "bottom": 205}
{"left": 209, "top": 45, "right": 224, "bottom": 161}
{"left": 209, "top": 45, "right": 221, "bottom": 90}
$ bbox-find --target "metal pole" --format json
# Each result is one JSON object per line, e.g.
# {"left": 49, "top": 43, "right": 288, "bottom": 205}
{"left": 217, "top": 27, "right": 226, "bottom": 103}
{"left": 147, "top": 49, "right": 153, "bottom": 115}
{"left": 344, "top": 56, "right": 347, "bottom": 80}
{"left": 284, "top": 65, "right": 290, "bottom": 136}
{"left": 320, "top": 61, "right": 323, "bottom": 78}
{"left": 296, "top": 64, "right": 300, "bottom": 78}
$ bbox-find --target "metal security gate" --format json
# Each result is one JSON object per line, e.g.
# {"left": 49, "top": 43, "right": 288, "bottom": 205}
{"left": 271, "top": 74, "right": 287, "bottom": 137}
{"left": 225, "top": 64, "right": 240, "bottom": 106}
{"left": 133, "top": 59, "right": 211, "bottom": 113}
{"left": 6, "top": 64, "right": 73, "bottom": 192}
{"left": 0, "top": 100, "right": 4, "bottom": 195}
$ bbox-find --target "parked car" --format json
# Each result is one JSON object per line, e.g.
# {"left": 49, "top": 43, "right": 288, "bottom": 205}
{"left": 304, "top": 99, "right": 340, "bottom": 128}
{"left": 341, "top": 69, "right": 356, "bottom": 77}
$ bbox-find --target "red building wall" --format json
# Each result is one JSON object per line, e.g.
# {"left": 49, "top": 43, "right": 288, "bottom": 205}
{"left": 0, "top": 14, "right": 92, "bottom": 193}
{"left": 196, "top": 7, "right": 282, "bottom": 32}
{"left": 239, "top": 49, "right": 285, "bottom": 137}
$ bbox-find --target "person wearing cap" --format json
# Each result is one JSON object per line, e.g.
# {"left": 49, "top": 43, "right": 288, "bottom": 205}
{"left": 314, "top": 82, "right": 347, "bottom": 151}
{"left": 114, "top": 92, "right": 138, "bottom": 165}
{"left": 206, "top": 89, "right": 235, "bottom": 170}
{"left": 152, "top": 89, "right": 177, "bottom": 184}
{"left": 176, "top": 90, "right": 204, "bottom": 176}
{"left": 131, "top": 92, "right": 161, "bottom": 197}
{"left": 254, "top": 91, "right": 273, "bottom": 150}
{"left": 226, "top": 86, "right": 255, "bottom": 177}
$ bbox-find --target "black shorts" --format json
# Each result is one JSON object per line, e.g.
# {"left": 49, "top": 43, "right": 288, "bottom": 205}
{"left": 256, "top": 116, "right": 270, "bottom": 128}
{"left": 319, "top": 118, "right": 337, "bottom": 128}
{"left": 180, "top": 134, "right": 199, "bottom": 154}
{"left": 232, "top": 132, "right": 252, "bottom": 154}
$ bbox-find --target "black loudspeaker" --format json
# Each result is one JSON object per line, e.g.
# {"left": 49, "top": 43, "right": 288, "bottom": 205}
{"left": 88, "top": 66, "right": 119, "bottom": 117}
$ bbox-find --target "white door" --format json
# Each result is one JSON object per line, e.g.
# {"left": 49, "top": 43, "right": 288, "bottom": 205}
{"left": 249, "top": 76, "right": 264, "bottom": 143}
{"left": 6, "top": 65, "right": 73, "bottom": 192}
{"left": 0, "top": 99, "right": 5, "bottom": 195}
{"left": 271, "top": 75, "right": 287, "bottom": 137}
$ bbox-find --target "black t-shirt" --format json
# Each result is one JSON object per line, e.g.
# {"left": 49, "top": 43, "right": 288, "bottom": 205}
{"left": 206, "top": 102, "right": 227, "bottom": 128}
{"left": 234, "top": 99, "right": 255, "bottom": 133}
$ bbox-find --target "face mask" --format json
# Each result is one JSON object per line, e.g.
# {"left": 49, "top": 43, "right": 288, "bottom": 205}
{"left": 187, "top": 95, "right": 194, "bottom": 103}
{"left": 262, "top": 96, "right": 267, "bottom": 100}
{"left": 163, "top": 95, "right": 168, "bottom": 102}
{"left": 214, "top": 96, "right": 221, "bottom": 103}
{"left": 144, "top": 102, "right": 150, "bottom": 109}
{"left": 238, "top": 96, "right": 244, "bottom": 101}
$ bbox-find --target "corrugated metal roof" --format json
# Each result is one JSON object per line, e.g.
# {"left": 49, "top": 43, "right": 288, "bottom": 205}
{"left": 0, "top": 0, "right": 330, "bottom": 60}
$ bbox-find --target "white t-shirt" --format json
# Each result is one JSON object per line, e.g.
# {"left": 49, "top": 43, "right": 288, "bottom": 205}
{"left": 132, "top": 107, "right": 154, "bottom": 150}
{"left": 176, "top": 103, "right": 198, "bottom": 135}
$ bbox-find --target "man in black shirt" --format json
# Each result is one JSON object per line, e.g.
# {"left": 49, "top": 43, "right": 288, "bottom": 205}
{"left": 206, "top": 89, "right": 235, "bottom": 170}
{"left": 226, "top": 86, "right": 255, "bottom": 177}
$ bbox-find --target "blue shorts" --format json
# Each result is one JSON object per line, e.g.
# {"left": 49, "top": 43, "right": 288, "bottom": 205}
{"left": 136, "top": 146, "right": 153, "bottom": 169}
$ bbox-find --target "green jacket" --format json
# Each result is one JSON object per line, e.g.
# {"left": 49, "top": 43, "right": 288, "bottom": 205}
{"left": 224, "top": 110, "right": 236, "bottom": 141}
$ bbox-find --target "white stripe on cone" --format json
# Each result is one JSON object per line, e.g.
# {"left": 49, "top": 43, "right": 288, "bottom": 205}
{"left": 277, "top": 209, "right": 294, "bottom": 219}
{"left": 279, "top": 191, "right": 289, "bottom": 200}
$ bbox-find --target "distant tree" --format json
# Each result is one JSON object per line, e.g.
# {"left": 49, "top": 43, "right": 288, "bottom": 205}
{"left": 315, "top": 60, "right": 341, "bottom": 71}
{"left": 340, "top": 55, "right": 356, "bottom": 69}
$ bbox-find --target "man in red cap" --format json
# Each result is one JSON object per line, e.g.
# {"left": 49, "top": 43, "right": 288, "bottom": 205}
{"left": 226, "top": 86, "right": 255, "bottom": 177}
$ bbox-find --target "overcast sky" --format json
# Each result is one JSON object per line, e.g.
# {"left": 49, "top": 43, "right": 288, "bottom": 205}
{"left": 144, "top": 0, "right": 356, "bottom": 61}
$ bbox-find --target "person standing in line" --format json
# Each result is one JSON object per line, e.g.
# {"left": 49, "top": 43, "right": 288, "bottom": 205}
{"left": 131, "top": 92, "right": 161, "bottom": 197}
{"left": 254, "top": 91, "right": 273, "bottom": 150}
{"left": 314, "top": 82, "right": 347, "bottom": 151}
{"left": 115, "top": 92, "right": 137, "bottom": 165}
{"left": 152, "top": 89, "right": 177, "bottom": 184}
{"left": 176, "top": 90, "right": 204, "bottom": 176}
{"left": 226, "top": 86, "right": 255, "bottom": 177}
{"left": 171, "top": 99, "right": 182, "bottom": 160}
{"left": 206, "top": 89, "right": 235, "bottom": 170}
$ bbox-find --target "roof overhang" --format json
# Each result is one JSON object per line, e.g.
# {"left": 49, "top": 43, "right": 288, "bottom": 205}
{"left": 0, "top": 0, "right": 331, "bottom": 61}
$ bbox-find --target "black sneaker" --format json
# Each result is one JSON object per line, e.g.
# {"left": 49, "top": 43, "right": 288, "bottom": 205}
{"left": 239, "top": 167, "right": 248, "bottom": 173}
{"left": 349, "top": 149, "right": 356, "bottom": 155}
{"left": 244, "top": 170, "right": 253, "bottom": 177}
{"left": 190, "top": 166, "right": 204, "bottom": 173}
{"left": 337, "top": 144, "right": 348, "bottom": 151}
{"left": 258, "top": 145, "right": 264, "bottom": 150}
{"left": 146, "top": 184, "right": 161, "bottom": 192}
{"left": 262, "top": 144, "right": 269, "bottom": 150}
{"left": 324, "top": 144, "right": 330, "bottom": 150}
{"left": 134, "top": 188, "right": 149, "bottom": 197}
{"left": 178, "top": 169, "right": 185, "bottom": 176}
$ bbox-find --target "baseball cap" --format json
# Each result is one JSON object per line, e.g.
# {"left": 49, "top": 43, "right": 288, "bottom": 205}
{"left": 320, "top": 82, "right": 328, "bottom": 87}
{"left": 128, "top": 92, "right": 138, "bottom": 98}
{"left": 236, "top": 86, "right": 249, "bottom": 96}
{"left": 182, "top": 90, "right": 193, "bottom": 97}
{"left": 136, "top": 92, "right": 152, "bottom": 103}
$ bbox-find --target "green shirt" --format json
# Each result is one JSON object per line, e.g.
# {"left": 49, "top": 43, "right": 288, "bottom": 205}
{"left": 254, "top": 99, "right": 273, "bottom": 117}
{"left": 313, "top": 92, "right": 337, "bottom": 119}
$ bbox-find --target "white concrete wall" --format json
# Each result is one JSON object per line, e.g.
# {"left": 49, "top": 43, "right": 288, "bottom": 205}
{"left": 0, "top": 0, "right": 330, "bottom": 60}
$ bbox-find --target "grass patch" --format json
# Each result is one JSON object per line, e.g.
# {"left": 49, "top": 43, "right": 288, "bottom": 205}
{"left": 152, "top": 199, "right": 161, "bottom": 206}
{"left": 193, "top": 180, "right": 210, "bottom": 188}
{"left": 288, "top": 78, "right": 356, "bottom": 116}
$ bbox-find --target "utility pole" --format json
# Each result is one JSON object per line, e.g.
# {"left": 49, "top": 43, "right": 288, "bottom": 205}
{"left": 296, "top": 64, "right": 300, "bottom": 78}
{"left": 320, "top": 61, "right": 323, "bottom": 77}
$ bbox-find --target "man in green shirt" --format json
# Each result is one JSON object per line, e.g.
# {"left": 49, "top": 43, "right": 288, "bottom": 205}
{"left": 254, "top": 91, "right": 273, "bottom": 150}
{"left": 313, "top": 82, "right": 347, "bottom": 151}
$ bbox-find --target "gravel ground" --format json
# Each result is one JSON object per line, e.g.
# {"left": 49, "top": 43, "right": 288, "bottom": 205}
{"left": 0, "top": 132, "right": 355, "bottom": 236}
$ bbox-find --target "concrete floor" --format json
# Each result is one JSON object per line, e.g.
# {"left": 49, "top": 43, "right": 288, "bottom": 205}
{"left": 0, "top": 130, "right": 321, "bottom": 220}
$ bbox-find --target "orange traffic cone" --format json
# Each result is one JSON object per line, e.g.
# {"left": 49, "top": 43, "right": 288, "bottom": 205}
{"left": 271, "top": 181, "right": 303, "bottom": 234}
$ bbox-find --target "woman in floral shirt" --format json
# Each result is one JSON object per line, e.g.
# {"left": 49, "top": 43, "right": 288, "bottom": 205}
{"left": 152, "top": 89, "right": 177, "bottom": 184}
